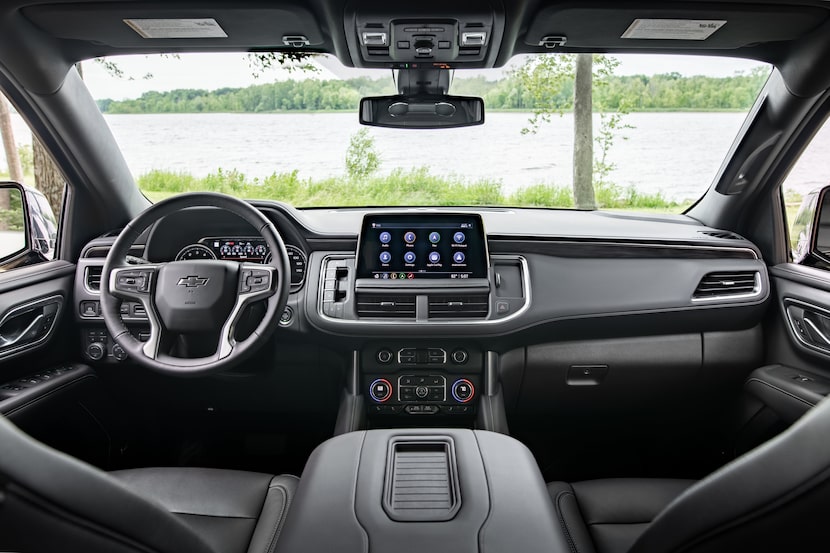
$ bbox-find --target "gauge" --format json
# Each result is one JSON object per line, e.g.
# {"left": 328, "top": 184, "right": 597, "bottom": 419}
{"left": 244, "top": 242, "right": 254, "bottom": 256}
{"left": 175, "top": 244, "right": 217, "bottom": 261}
{"left": 231, "top": 244, "right": 243, "bottom": 257}
{"left": 264, "top": 245, "right": 306, "bottom": 288}
{"left": 220, "top": 243, "right": 232, "bottom": 257}
{"left": 254, "top": 244, "right": 267, "bottom": 257}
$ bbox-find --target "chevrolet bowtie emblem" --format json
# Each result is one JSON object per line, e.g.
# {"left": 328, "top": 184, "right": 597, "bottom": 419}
{"left": 177, "top": 275, "right": 209, "bottom": 287}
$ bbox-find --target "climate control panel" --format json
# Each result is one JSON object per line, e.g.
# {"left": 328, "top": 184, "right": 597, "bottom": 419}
{"left": 363, "top": 343, "right": 481, "bottom": 417}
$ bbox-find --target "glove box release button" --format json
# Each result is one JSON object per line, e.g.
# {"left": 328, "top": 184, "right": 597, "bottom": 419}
{"left": 567, "top": 365, "right": 609, "bottom": 386}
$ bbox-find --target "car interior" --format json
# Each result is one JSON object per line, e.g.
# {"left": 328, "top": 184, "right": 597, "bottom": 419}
{"left": 2, "top": 0, "right": 830, "bottom": 552}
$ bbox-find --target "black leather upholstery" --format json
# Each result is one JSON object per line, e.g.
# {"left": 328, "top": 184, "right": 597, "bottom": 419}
{"left": 549, "top": 395, "right": 830, "bottom": 553}
{"left": 112, "top": 468, "right": 298, "bottom": 553}
{"left": 0, "top": 416, "right": 297, "bottom": 553}
{"left": 548, "top": 478, "right": 694, "bottom": 553}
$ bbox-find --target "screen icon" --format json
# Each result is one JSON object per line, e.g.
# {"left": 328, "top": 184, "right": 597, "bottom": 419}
{"left": 404, "top": 231, "right": 416, "bottom": 244}
{"left": 429, "top": 251, "right": 441, "bottom": 263}
{"left": 379, "top": 251, "right": 392, "bottom": 264}
{"left": 407, "top": 273, "right": 415, "bottom": 280}
{"left": 379, "top": 231, "right": 392, "bottom": 244}
{"left": 453, "top": 231, "right": 466, "bottom": 244}
{"left": 404, "top": 251, "right": 416, "bottom": 263}
{"left": 453, "top": 251, "right": 466, "bottom": 263}
{"left": 399, "top": 273, "right": 406, "bottom": 280}
{"left": 429, "top": 231, "right": 441, "bottom": 243}
{"left": 391, "top": 272, "right": 398, "bottom": 279}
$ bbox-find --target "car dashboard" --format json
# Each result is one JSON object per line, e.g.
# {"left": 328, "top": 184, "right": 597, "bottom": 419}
{"left": 72, "top": 202, "right": 769, "bottom": 432}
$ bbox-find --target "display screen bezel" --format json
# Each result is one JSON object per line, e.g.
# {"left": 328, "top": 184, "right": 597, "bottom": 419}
{"left": 355, "top": 213, "right": 490, "bottom": 282}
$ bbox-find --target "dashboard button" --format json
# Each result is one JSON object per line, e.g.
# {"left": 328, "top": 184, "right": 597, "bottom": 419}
{"left": 452, "top": 379, "right": 475, "bottom": 403}
{"left": 451, "top": 349, "right": 469, "bottom": 364}
{"left": 415, "top": 385, "right": 429, "bottom": 398}
{"left": 377, "top": 349, "right": 393, "bottom": 364}
{"left": 369, "top": 378, "right": 392, "bottom": 403}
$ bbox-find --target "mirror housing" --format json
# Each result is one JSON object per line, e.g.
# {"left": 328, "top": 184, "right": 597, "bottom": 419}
{"left": 359, "top": 94, "right": 484, "bottom": 129}
{"left": 0, "top": 181, "right": 57, "bottom": 268}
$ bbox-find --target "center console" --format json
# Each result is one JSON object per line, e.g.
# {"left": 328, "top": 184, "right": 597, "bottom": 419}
{"left": 274, "top": 428, "right": 570, "bottom": 553}
{"left": 362, "top": 343, "right": 481, "bottom": 420}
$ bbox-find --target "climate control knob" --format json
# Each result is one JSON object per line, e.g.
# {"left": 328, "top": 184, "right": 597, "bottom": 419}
{"left": 86, "top": 342, "right": 105, "bottom": 361}
{"left": 451, "top": 379, "right": 475, "bottom": 403}
{"left": 369, "top": 378, "right": 393, "bottom": 403}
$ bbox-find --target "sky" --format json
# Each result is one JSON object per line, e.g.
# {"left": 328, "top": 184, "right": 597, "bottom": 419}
{"left": 82, "top": 52, "right": 769, "bottom": 101}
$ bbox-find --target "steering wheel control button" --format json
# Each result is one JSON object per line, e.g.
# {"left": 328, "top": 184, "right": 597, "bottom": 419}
{"left": 369, "top": 378, "right": 393, "bottom": 403}
{"left": 429, "top": 232, "right": 441, "bottom": 243}
{"left": 451, "top": 349, "right": 469, "bottom": 364}
{"left": 377, "top": 349, "right": 394, "bottom": 364}
{"left": 115, "top": 270, "right": 152, "bottom": 293}
{"left": 246, "top": 269, "right": 271, "bottom": 293}
{"left": 452, "top": 379, "right": 475, "bottom": 403}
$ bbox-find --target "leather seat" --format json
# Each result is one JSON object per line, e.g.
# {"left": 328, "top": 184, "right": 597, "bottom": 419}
{"left": 0, "top": 416, "right": 297, "bottom": 553}
{"left": 548, "top": 395, "right": 830, "bottom": 553}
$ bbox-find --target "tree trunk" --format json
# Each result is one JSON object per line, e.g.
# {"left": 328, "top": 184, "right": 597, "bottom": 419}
{"left": 32, "top": 136, "right": 64, "bottom": 216}
{"left": 573, "top": 53, "right": 596, "bottom": 210}
{"left": 0, "top": 97, "right": 24, "bottom": 183}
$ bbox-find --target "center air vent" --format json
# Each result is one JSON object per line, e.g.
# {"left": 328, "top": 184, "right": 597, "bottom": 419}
{"left": 428, "top": 294, "right": 489, "bottom": 319}
{"left": 356, "top": 294, "right": 416, "bottom": 318}
{"left": 693, "top": 271, "right": 759, "bottom": 300}
{"left": 85, "top": 266, "right": 102, "bottom": 291}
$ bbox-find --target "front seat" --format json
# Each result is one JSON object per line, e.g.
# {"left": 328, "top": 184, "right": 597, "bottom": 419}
{"left": 548, "top": 395, "right": 830, "bottom": 553}
{"left": 0, "top": 415, "right": 297, "bottom": 553}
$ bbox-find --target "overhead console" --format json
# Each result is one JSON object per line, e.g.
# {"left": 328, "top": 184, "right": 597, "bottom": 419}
{"left": 344, "top": 0, "right": 505, "bottom": 68}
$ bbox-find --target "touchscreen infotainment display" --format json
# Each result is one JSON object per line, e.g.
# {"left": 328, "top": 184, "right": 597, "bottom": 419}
{"left": 356, "top": 214, "right": 488, "bottom": 280}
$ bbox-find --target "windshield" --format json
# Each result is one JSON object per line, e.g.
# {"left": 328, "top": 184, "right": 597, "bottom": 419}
{"left": 80, "top": 53, "right": 770, "bottom": 212}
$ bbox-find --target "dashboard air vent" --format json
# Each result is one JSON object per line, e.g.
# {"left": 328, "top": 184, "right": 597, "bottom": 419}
{"left": 85, "top": 266, "right": 103, "bottom": 291}
{"left": 83, "top": 245, "right": 144, "bottom": 258}
{"left": 428, "top": 294, "right": 489, "bottom": 319}
{"left": 693, "top": 271, "right": 758, "bottom": 299}
{"left": 699, "top": 230, "right": 741, "bottom": 240}
{"left": 356, "top": 294, "right": 416, "bottom": 318}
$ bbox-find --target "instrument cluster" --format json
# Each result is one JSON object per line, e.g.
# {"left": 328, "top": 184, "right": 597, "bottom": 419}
{"left": 175, "top": 237, "right": 307, "bottom": 290}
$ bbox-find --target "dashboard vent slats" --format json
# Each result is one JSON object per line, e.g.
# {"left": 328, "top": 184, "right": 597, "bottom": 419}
{"left": 85, "top": 266, "right": 102, "bottom": 291}
{"left": 699, "top": 230, "right": 742, "bottom": 240}
{"left": 693, "top": 271, "right": 758, "bottom": 299}
{"left": 428, "top": 294, "right": 489, "bottom": 319}
{"left": 356, "top": 294, "right": 416, "bottom": 318}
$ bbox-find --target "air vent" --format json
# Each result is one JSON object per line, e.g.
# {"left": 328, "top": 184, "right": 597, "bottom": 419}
{"left": 693, "top": 271, "right": 758, "bottom": 300}
{"left": 428, "top": 294, "right": 489, "bottom": 319}
{"left": 356, "top": 294, "right": 416, "bottom": 318}
{"left": 699, "top": 230, "right": 742, "bottom": 240}
{"left": 85, "top": 266, "right": 102, "bottom": 291}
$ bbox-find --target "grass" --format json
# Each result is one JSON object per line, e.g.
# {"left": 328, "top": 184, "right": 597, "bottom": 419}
{"left": 137, "top": 167, "right": 688, "bottom": 212}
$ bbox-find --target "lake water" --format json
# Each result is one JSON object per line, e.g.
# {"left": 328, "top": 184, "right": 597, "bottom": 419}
{"left": 7, "top": 111, "right": 830, "bottom": 201}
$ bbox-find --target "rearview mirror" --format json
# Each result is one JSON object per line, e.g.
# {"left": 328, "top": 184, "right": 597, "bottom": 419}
{"left": 359, "top": 95, "right": 484, "bottom": 129}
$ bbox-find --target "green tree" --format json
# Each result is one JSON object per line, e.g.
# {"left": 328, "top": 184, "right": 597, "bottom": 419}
{"left": 345, "top": 129, "right": 380, "bottom": 180}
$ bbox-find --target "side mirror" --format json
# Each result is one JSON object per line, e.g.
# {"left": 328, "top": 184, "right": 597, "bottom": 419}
{"left": 0, "top": 181, "right": 57, "bottom": 268}
{"left": 359, "top": 94, "right": 484, "bottom": 129}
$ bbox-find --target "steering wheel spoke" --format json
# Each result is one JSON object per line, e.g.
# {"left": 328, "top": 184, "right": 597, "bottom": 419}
{"left": 218, "top": 263, "right": 279, "bottom": 359}
{"left": 109, "top": 264, "right": 165, "bottom": 359}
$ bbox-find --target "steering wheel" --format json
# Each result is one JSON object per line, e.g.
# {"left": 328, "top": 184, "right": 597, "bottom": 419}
{"left": 100, "top": 193, "right": 290, "bottom": 376}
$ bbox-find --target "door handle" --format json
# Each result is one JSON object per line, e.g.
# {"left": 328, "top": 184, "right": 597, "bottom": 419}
{"left": 785, "top": 299, "right": 830, "bottom": 355}
{"left": 0, "top": 313, "right": 46, "bottom": 348}
{"left": 0, "top": 295, "right": 63, "bottom": 359}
